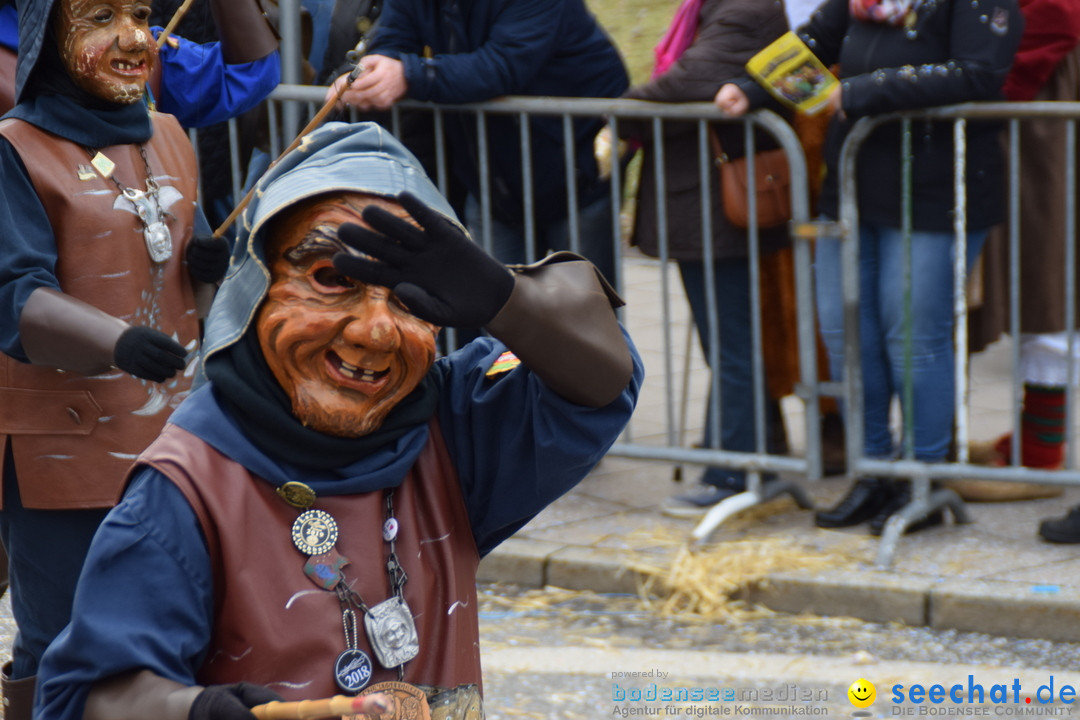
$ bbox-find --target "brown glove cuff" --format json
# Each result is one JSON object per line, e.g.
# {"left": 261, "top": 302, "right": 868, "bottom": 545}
{"left": 85, "top": 670, "right": 202, "bottom": 720}
{"left": 485, "top": 253, "right": 632, "bottom": 408}
{"left": 210, "top": 0, "right": 279, "bottom": 64}
{"left": 19, "top": 288, "right": 128, "bottom": 375}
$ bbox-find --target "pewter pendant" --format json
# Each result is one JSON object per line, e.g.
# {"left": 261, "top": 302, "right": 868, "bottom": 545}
{"left": 364, "top": 597, "right": 419, "bottom": 669}
{"left": 125, "top": 187, "right": 172, "bottom": 263}
{"left": 143, "top": 221, "right": 172, "bottom": 264}
{"left": 334, "top": 648, "right": 373, "bottom": 693}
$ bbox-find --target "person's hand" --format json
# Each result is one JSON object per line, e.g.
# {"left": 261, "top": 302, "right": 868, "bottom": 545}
{"left": 188, "top": 682, "right": 282, "bottom": 720}
{"left": 113, "top": 326, "right": 187, "bottom": 383}
{"left": 324, "top": 70, "right": 352, "bottom": 108}
{"left": 827, "top": 84, "right": 845, "bottom": 119}
{"left": 185, "top": 234, "right": 230, "bottom": 284}
{"left": 328, "top": 55, "right": 408, "bottom": 112}
{"left": 714, "top": 83, "right": 749, "bottom": 116}
{"left": 332, "top": 191, "right": 515, "bottom": 328}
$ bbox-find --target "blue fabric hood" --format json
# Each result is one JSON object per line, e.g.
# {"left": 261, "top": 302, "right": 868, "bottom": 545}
{"left": 15, "top": 0, "right": 54, "bottom": 103}
{"left": 203, "top": 121, "right": 462, "bottom": 364}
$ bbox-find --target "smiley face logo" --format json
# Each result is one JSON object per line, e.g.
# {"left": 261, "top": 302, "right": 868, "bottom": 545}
{"left": 848, "top": 679, "right": 876, "bottom": 708}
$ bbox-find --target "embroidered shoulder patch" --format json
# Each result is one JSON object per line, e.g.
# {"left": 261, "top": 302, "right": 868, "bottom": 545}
{"left": 484, "top": 350, "right": 520, "bottom": 378}
{"left": 989, "top": 7, "right": 1008, "bottom": 36}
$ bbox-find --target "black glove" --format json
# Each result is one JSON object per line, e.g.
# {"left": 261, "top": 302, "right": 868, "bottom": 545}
{"left": 332, "top": 191, "right": 515, "bottom": 327}
{"left": 186, "top": 234, "right": 231, "bottom": 284}
{"left": 113, "top": 326, "right": 187, "bottom": 383}
{"left": 188, "top": 682, "right": 283, "bottom": 720}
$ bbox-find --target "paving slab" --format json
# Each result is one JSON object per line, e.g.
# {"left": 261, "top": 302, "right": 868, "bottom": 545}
{"left": 748, "top": 569, "right": 934, "bottom": 626}
{"left": 929, "top": 579, "right": 1080, "bottom": 642}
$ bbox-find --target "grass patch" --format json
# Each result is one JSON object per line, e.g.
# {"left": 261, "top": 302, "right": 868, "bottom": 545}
{"left": 588, "top": 0, "right": 679, "bottom": 85}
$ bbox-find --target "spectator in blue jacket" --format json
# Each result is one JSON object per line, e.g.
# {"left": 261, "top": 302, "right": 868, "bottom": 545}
{"left": 324, "top": 0, "right": 629, "bottom": 292}
{"left": 0, "top": 0, "right": 279, "bottom": 126}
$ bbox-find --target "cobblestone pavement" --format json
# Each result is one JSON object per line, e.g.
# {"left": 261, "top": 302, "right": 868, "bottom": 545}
{"left": 6, "top": 586, "right": 1080, "bottom": 719}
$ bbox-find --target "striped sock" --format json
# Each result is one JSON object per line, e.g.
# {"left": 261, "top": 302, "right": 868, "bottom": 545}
{"left": 1020, "top": 383, "right": 1066, "bottom": 468}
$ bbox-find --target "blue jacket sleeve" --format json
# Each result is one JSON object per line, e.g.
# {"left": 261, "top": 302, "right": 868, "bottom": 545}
{"left": 0, "top": 138, "right": 62, "bottom": 360}
{"left": 34, "top": 471, "right": 214, "bottom": 720}
{"left": 436, "top": 328, "right": 643, "bottom": 557}
{"left": 155, "top": 29, "right": 282, "bottom": 128}
{"left": 374, "top": 0, "right": 567, "bottom": 103}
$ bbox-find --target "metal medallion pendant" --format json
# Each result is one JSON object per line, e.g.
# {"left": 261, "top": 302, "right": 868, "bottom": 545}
{"left": 360, "top": 681, "right": 432, "bottom": 720}
{"left": 126, "top": 187, "right": 172, "bottom": 264}
{"left": 291, "top": 509, "right": 338, "bottom": 556}
{"left": 143, "top": 221, "right": 173, "bottom": 263}
{"left": 277, "top": 481, "right": 316, "bottom": 509}
{"left": 334, "top": 648, "right": 373, "bottom": 693}
{"left": 364, "top": 597, "right": 419, "bottom": 669}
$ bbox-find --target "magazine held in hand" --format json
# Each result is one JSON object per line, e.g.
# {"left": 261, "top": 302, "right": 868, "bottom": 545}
{"left": 746, "top": 31, "right": 838, "bottom": 114}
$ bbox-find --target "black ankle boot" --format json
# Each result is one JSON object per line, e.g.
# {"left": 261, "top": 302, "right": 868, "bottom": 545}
{"left": 814, "top": 477, "right": 894, "bottom": 528}
{"left": 1039, "top": 506, "right": 1080, "bottom": 543}
{"left": 868, "top": 482, "right": 944, "bottom": 536}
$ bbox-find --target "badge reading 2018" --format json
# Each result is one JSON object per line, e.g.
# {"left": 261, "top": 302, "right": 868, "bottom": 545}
{"left": 291, "top": 509, "right": 339, "bottom": 556}
{"left": 334, "top": 648, "right": 373, "bottom": 693}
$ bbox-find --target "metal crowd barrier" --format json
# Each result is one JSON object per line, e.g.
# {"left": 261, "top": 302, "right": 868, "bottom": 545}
{"left": 836, "top": 102, "right": 1080, "bottom": 565}
{"left": 223, "top": 88, "right": 823, "bottom": 536}
{"left": 194, "top": 87, "right": 1080, "bottom": 566}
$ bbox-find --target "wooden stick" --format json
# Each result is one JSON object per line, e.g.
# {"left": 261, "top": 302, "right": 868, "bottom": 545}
{"left": 156, "top": 0, "right": 197, "bottom": 49}
{"left": 212, "top": 63, "right": 366, "bottom": 239}
{"left": 251, "top": 693, "right": 390, "bottom": 720}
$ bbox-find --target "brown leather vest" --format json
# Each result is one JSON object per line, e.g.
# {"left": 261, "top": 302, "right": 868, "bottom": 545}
{"left": 0, "top": 113, "right": 199, "bottom": 509}
{"left": 139, "top": 419, "right": 483, "bottom": 698}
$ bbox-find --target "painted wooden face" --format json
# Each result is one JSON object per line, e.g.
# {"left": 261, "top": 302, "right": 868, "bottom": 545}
{"left": 54, "top": 0, "right": 156, "bottom": 104}
{"left": 257, "top": 193, "right": 440, "bottom": 438}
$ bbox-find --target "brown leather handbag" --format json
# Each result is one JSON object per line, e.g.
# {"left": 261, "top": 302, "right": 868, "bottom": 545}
{"left": 710, "top": 130, "right": 792, "bottom": 230}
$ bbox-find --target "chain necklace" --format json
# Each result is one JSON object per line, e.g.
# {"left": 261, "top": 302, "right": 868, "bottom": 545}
{"left": 280, "top": 481, "right": 419, "bottom": 693}
{"left": 85, "top": 145, "right": 173, "bottom": 263}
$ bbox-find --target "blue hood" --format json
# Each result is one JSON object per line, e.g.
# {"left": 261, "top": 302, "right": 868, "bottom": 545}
{"left": 15, "top": 0, "right": 53, "bottom": 103}
{"left": 203, "top": 121, "right": 462, "bottom": 363}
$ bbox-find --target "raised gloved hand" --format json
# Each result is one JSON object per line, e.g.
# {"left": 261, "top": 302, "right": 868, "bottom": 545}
{"left": 113, "top": 326, "right": 187, "bottom": 382}
{"left": 188, "top": 682, "right": 283, "bottom": 720}
{"left": 186, "top": 234, "right": 231, "bottom": 284}
{"left": 332, "top": 191, "right": 515, "bottom": 328}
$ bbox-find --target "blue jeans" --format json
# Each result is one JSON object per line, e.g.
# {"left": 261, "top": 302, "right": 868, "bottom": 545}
{"left": 0, "top": 448, "right": 107, "bottom": 679}
{"left": 679, "top": 258, "right": 767, "bottom": 488}
{"left": 814, "top": 222, "right": 987, "bottom": 462}
{"left": 463, "top": 190, "right": 618, "bottom": 288}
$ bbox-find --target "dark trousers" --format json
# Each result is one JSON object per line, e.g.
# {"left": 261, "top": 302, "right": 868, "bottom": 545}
{"left": 0, "top": 446, "right": 107, "bottom": 679}
{"left": 678, "top": 258, "right": 771, "bottom": 488}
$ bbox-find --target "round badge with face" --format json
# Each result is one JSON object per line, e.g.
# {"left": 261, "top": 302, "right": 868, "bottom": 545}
{"left": 257, "top": 193, "right": 440, "bottom": 438}
{"left": 291, "top": 509, "right": 339, "bottom": 556}
{"left": 55, "top": 0, "right": 157, "bottom": 105}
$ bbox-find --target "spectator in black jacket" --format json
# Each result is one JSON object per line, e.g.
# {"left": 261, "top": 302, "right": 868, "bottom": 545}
{"left": 717, "top": 0, "right": 1024, "bottom": 535}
